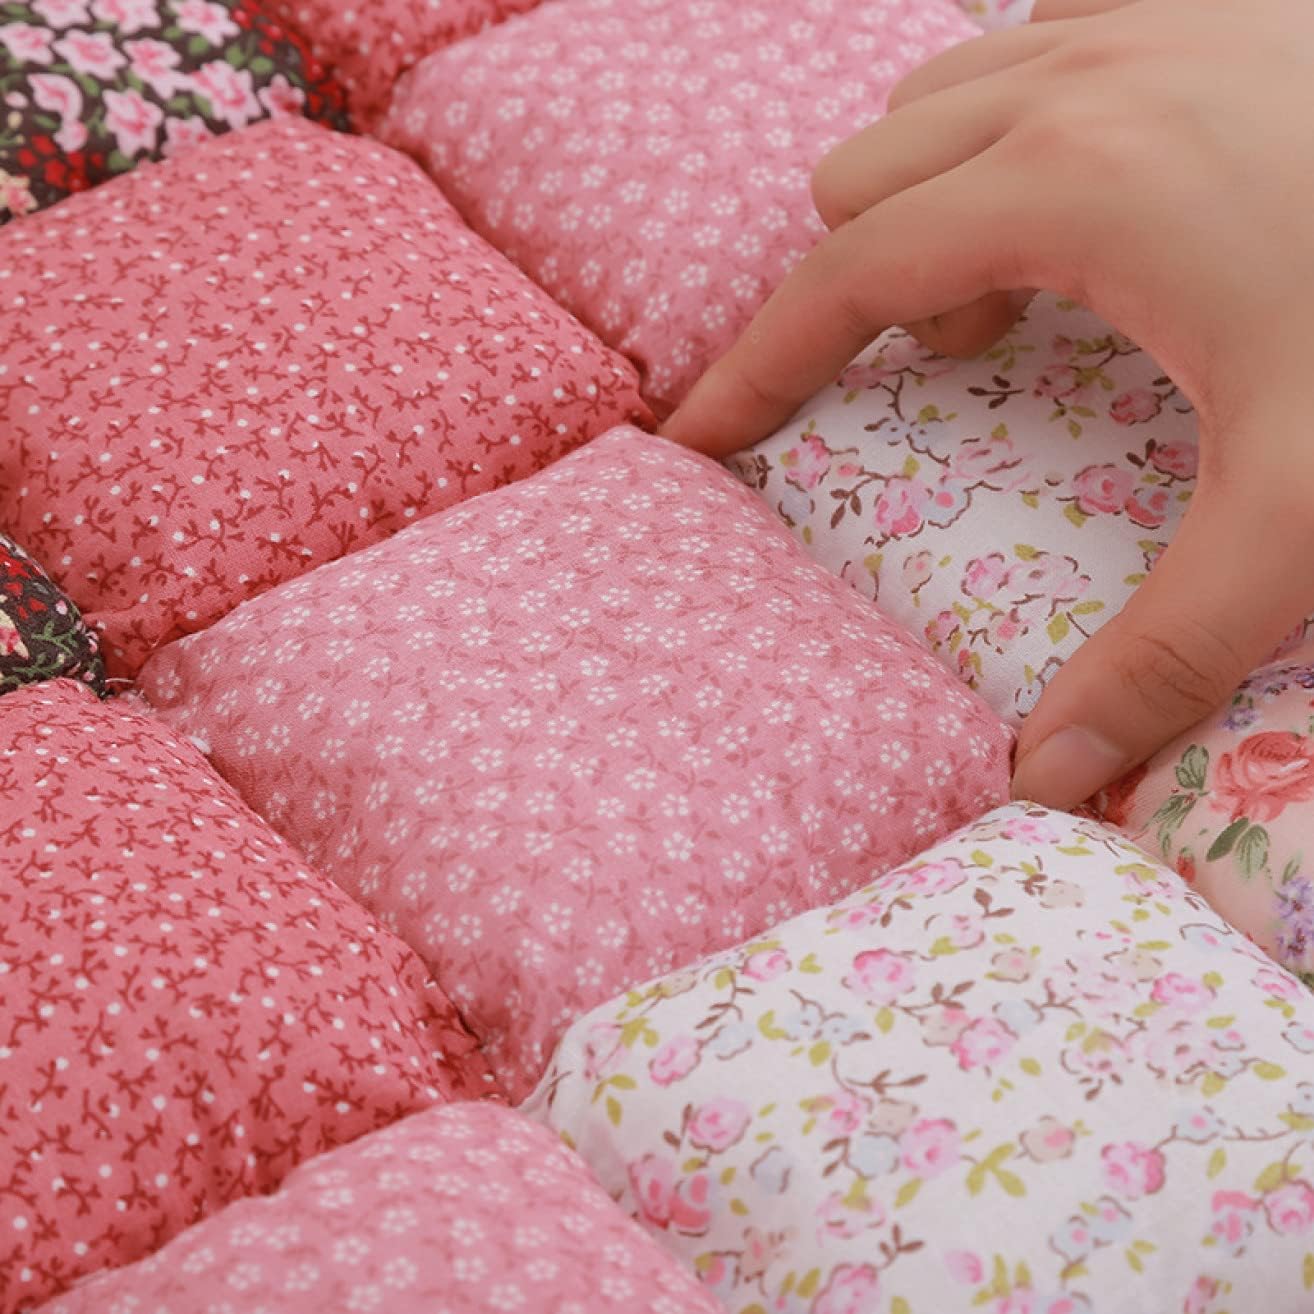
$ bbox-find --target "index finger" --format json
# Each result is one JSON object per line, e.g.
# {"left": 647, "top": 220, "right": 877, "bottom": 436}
{"left": 660, "top": 152, "right": 1030, "bottom": 458}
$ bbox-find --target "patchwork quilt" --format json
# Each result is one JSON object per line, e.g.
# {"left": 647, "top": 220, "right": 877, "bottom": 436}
{"left": 1, "top": 0, "right": 1311, "bottom": 1310}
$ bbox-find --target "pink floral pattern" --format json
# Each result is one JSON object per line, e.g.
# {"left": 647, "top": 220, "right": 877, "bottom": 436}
{"left": 0, "top": 117, "right": 647, "bottom": 678}
{"left": 730, "top": 296, "right": 1216, "bottom": 722}
{"left": 1100, "top": 636, "right": 1314, "bottom": 983}
{"left": 0, "top": 680, "right": 493, "bottom": 1313}
{"left": 263, "top": 0, "right": 541, "bottom": 128}
{"left": 377, "top": 0, "right": 978, "bottom": 413}
{"left": 529, "top": 804, "right": 1314, "bottom": 1314}
{"left": 8, "top": 0, "right": 1314, "bottom": 1307}
{"left": 34, "top": 1103, "right": 718, "bottom": 1314}
{"left": 137, "top": 427, "right": 1013, "bottom": 1099}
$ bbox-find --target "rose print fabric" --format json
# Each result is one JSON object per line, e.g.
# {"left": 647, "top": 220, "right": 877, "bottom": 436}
{"left": 529, "top": 804, "right": 1314, "bottom": 1314}
{"left": 0, "top": 529, "right": 104, "bottom": 697}
{"left": 1100, "top": 636, "right": 1314, "bottom": 984}
{"left": 0, "top": 680, "right": 494, "bottom": 1313}
{"left": 34, "top": 1103, "right": 722, "bottom": 1314}
{"left": 0, "top": 0, "right": 347, "bottom": 223}
{"left": 262, "top": 0, "right": 542, "bottom": 129}
{"left": 378, "top": 0, "right": 979, "bottom": 413}
{"left": 729, "top": 295, "right": 1208, "bottom": 725}
{"left": 137, "top": 426, "right": 1013, "bottom": 1099}
{"left": 0, "top": 116, "right": 647, "bottom": 678}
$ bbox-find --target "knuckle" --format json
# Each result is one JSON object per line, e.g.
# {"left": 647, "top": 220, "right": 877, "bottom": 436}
{"left": 1008, "top": 103, "right": 1089, "bottom": 161}
{"left": 1111, "top": 623, "right": 1240, "bottom": 725}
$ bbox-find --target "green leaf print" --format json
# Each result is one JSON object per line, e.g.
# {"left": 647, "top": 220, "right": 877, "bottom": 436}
{"left": 1207, "top": 817, "right": 1250, "bottom": 861}
{"left": 1236, "top": 824, "right": 1270, "bottom": 879}
{"left": 1175, "top": 744, "right": 1209, "bottom": 792}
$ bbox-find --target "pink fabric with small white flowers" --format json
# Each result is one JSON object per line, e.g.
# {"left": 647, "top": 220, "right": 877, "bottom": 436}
{"left": 137, "top": 426, "right": 1013, "bottom": 1099}
{"left": 34, "top": 1102, "right": 721, "bottom": 1314}
{"left": 262, "top": 0, "right": 542, "bottom": 128}
{"left": 0, "top": 680, "right": 493, "bottom": 1314}
{"left": 377, "top": 0, "right": 979, "bottom": 413}
{"left": 956, "top": 0, "right": 1033, "bottom": 29}
{"left": 530, "top": 804, "right": 1314, "bottom": 1314}
{"left": 0, "top": 116, "right": 647, "bottom": 679}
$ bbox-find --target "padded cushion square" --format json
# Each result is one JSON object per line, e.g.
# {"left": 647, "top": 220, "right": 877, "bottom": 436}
{"left": 137, "top": 426, "right": 1013, "bottom": 1099}
{"left": 35, "top": 1103, "right": 721, "bottom": 1314}
{"left": 730, "top": 296, "right": 1209, "bottom": 725}
{"left": 529, "top": 804, "right": 1314, "bottom": 1314}
{"left": 263, "top": 0, "right": 541, "bottom": 129}
{"left": 378, "top": 0, "right": 978, "bottom": 413}
{"left": 1099, "top": 637, "right": 1314, "bottom": 984}
{"left": 0, "top": 116, "right": 647, "bottom": 678}
{"left": 0, "top": 679, "right": 492, "bottom": 1312}
{"left": 0, "top": 0, "right": 347, "bottom": 223}
{"left": 0, "top": 529, "right": 104, "bottom": 697}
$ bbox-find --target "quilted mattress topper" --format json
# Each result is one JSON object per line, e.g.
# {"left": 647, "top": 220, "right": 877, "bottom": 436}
{"left": 4, "top": 0, "right": 1314, "bottom": 1311}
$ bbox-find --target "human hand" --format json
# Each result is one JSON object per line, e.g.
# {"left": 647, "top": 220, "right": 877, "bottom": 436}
{"left": 662, "top": 0, "right": 1314, "bottom": 811}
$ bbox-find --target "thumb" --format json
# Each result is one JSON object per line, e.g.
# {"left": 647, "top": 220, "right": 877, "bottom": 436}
{"left": 1011, "top": 471, "right": 1314, "bottom": 809}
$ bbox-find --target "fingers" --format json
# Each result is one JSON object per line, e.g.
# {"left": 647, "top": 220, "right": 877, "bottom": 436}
{"left": 887, "top": 21, "right": 1066, "bottom": 113}
{"left": 902, "top": 289, "right": 1035, "bottom": 359}
{"left": 813, "top": 65, "right": 1028, "bottom": 229}
{"left": 1030, "top": 0, "right": 1140, "bottom": 20}
{"left": 1012, "top": 465, "right": 1314, "bottom": 809}
{"left": 661, "top": 153, "right": 1030, "bottom": 457}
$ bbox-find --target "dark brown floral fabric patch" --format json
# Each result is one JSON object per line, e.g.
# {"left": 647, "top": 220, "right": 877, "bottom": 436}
{"left": 0, "top": 528, "right": 105, "bottom": 696}
{"left": 0, "top": 0, "right": 348, "bottom": 222}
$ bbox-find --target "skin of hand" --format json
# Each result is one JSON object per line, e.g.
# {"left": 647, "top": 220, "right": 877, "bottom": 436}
{"left": 661, "top": 0, "right": 1314, "bottom": 812}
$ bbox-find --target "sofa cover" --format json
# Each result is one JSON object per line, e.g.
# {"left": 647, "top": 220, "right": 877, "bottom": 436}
{"left": 2, "top": 0, "right": 1314, "bottom": 1310}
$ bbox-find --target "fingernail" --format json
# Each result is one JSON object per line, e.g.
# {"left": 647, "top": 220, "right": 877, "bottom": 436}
{"left": 1010, "top": 726, "right": 1127, "bottom": 809}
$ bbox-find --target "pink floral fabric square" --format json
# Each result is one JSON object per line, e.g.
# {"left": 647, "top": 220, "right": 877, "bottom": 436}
{"left": 530, "top": 804, "right": 1314, "bottom": 1314}
{"left": 1100, "top": 637, "right": 1314, "bottom": 984}
{"left": 263, "top": 0, "right": 542, "bottom": 129}
{"left": 731, "top": 296, "right": 1212, "bottom": 725}
{"left": 35, "top": 1103, "right": 720, "bottom": 1314}
{"left": 377, "top": 0, "right": 978, "bottom": 413}
{"left": 0, "top": 116, "right": 647, "bottom": 679}
{"left": 137, "top": 426, "right": 1012, "bottom": 1099}
{"left": 0, "top": 680, "right": 493, "bottom": 1314}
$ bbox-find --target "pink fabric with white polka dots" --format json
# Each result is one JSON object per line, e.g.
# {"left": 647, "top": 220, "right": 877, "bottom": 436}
{"left": 34, "top": 1102, "right": 720, "bottom": 1314}
{"left": 377, "top": 0, "right": 979, "bottom": 413}
{"left": 137, "top": 426, "right": 1013, "bottom": 1099}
